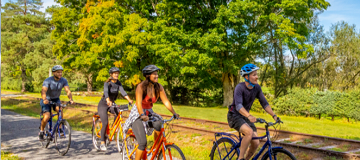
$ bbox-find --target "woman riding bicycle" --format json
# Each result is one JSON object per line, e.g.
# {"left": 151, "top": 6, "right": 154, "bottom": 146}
{"left": 98, "top": 67, "right": 133, "bottom": 151}
{"left": 123, "top": 64, "right": 180, "bottom": 160}
{"left": 228, "top": 64, "right": 280, "bottom": 160}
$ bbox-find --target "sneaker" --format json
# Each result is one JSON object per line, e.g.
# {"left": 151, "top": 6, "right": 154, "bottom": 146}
{"left": 39, "top": 131, "right": 45, "bottom": 141}
{"left": 59, "top": 128, "right": 65, "bottom": 137}
{"left": 100, "top": 144, "right": 107, "bottom": 151}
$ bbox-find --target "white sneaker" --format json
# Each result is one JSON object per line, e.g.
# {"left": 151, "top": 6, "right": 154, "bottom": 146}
{"left": 100, "top": 144, "right": 107, "bottom": 151}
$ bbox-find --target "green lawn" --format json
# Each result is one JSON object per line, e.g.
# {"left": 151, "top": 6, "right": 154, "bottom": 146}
{"left": 3, "top": 90, "right": 360, "bottom": 140}
{"left": 1, "top": 151, "right": 23, "bottom": 160}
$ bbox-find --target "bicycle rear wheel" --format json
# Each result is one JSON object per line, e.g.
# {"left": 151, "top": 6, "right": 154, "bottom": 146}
{"left": 122, "top": 135, "right": 137, "bottom": 160}
{"left": 55, "top": 120, "right": 71, "bottom": 156}
{"left": 157, "top": 144, "right": 186, "bottom": 160}
{"left": 261, "top": 148, "right": 296, "bottom": 160}
{"left": 210, "top": 138, "right": 239, "bottom": 160}
{"left": 40, "top": 124, "right": 50, "bottom": 148}
{"left": 92, "top": 118, "right": 102, "bottom": 151}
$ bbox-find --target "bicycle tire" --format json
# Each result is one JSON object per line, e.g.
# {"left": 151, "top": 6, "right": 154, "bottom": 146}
{"left": 116, "top": 125, "right": 124, "bottom": 153}
{"left": 261, "top": 148, "right": 297, "bottom": 160}
{"left": 40, "top": 124, "right": 50, "bottom": 148}
{"left": 157, "top": 144, "right": 186, "bottom": 160}
{"left": 55, "top": 120, "right": 71, "bottom": 156}
{"left": 210, "top": 138, "right": 239, "bottom": 160}
{"left": 122, "top": 135, "right": 137, "bottom": 160}
{"left": 92, "top": 118, "right": 102, "bottom": 151}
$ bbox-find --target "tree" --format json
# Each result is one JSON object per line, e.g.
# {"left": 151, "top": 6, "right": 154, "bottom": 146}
{"left": 1, "top": 0, "right": 51, "bottom": 92}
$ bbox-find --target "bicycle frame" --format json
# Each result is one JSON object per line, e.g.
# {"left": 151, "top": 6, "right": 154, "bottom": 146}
{"left": 92, "top": 110, "right": 125, "bottom": 142}
{"left": 214, "top": 125, "right": 283, "bottom": 160}
{"left": 126, "top": 120, "right": 174, "bottom": 160}
{"left": 39, "top": 104, "right": 67, "bottom": 140}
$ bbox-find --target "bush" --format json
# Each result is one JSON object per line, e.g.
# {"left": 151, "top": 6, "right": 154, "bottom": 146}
{"left": 1, "top": 77, "right": 22, "bottom": 91}
{"left": 273, "top": 88, "right": 317, "bottom": 116}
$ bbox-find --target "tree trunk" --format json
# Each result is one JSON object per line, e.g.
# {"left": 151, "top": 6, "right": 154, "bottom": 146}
{"left": 318, "top": 114, "right": 321, "bottom": 119}
{"left": 222, "top": 72, "right": 239, "bottom": 107}
{"left": 331, "top": 115, "right": 334, "bottom": 121}
{"left": 86, "top": 73, "right": 93, "bottom": 92}
{"left": 21, "top": 68, "right": 26, "bottom": 93}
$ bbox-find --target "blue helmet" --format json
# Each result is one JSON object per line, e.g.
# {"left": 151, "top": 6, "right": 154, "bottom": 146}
{"left": 240, "top": 64, "right": 259, "bottom": 77}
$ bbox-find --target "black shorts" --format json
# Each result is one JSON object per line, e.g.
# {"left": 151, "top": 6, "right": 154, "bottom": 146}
{"left": 227, "top": 111, "right": 257, "bottom": 132}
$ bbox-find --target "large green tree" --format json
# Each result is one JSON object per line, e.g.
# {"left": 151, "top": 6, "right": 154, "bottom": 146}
{"left": 1, "top": 0, "right": 51, "bottom": 92}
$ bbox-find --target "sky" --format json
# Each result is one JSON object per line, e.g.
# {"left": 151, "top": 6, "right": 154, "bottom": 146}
{"left": 1, "top": 0, "right": 360, "bottom": 31}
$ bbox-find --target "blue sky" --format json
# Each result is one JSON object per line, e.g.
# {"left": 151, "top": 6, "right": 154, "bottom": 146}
{"left": 2, "top": 0, "right": 360, "bottom": 32}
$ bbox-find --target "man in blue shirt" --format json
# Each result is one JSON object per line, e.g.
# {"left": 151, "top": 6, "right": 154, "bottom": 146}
{"left": 39, "top": 65, "right": 74, "bottom": 140}
{"left": 228, "top": 64, "right": 280, "bottom": 160}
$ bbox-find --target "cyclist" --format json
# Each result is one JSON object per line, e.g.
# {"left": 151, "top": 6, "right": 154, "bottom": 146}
{"left": 39, "top": 65, "right": 74, "bottom": 140}
{"left": 97, "top": 67, "right": 134, "bottom": 151}
{"left": 123, "top": 65, "right": 180, "bottom": 160}
{"left": 227, "top": 64, "right": 280, "bottom": 160}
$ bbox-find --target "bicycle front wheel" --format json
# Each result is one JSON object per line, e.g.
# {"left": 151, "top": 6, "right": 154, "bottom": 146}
{"left": 157, "top": 144, "right": 186, "bottom": 160}
{"left": 116, "top": 125, "right": 123, "bottom": 153}
{"left": 261, "top": 148, "right": 297, "bottom": 160}
{"left": 122, "top": 135, "right": 137, "bottom": 160}
{"left": 55, "top": 120, "right": 71, "bottom": 156}
{"left": 210, "top": 138, "right": 238, "bottom": 160}
{"left": 92, "top": 118, "right": 102, "bottom": 151}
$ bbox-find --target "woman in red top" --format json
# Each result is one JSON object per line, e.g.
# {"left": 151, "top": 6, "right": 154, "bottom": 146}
{"left": 123, "top": 65, "right": 179, "bottom": 160}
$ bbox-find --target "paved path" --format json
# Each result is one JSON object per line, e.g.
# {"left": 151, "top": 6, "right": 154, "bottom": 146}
{"left": 1, "top": 109, "right": 123, "bottom": 160}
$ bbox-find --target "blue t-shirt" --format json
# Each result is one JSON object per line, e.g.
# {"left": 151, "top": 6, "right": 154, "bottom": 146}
{"left": 42, "top": 77, "right": 69, "bottom": 99}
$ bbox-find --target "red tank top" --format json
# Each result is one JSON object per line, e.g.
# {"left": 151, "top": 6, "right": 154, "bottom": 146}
{"left": 142, "top": 95, "right": 157, "bottom": 109}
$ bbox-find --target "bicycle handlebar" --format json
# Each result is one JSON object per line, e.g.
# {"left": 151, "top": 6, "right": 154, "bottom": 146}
{"left": 49, "top": 101, "right": 71, "bottom": 107}
{"left": 255, "top": 118, "right": 283, "bottom": 126}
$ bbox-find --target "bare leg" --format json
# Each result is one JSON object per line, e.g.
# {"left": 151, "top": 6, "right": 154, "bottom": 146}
{"left": 135, "top": 149, "right": 144, "bottom": 160}
{"left": 238, "top": 124, "right": 253, "bottom": 160}
{"left": 40, "top": 112, "right": 51, "bottom": 131}
{"left": 245, "top": 132, "right": 260, "bottom": 160}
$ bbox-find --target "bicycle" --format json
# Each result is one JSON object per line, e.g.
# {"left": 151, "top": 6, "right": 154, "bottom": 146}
{"left": 122, "top": 115, "right": 186, "bottom": 160}
{"left": 92, "top": 103, "right": 135, "bottom": 152}
{"left": 210, "top": 118, "right": 296, "bottom": 160}
{"left": 39, "top": 101, "right": 71, "bottom": 156}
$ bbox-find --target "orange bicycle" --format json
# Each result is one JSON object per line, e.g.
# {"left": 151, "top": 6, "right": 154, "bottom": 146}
{"left": 92, "top": 103, "right": 136, "bottom": 152}
{"left": 122, "top": 115, "right": 186, "bottom": 160}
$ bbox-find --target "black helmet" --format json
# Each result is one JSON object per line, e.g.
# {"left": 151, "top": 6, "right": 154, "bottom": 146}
{"left": 52, "top": 65, "right": 63, "bottom": 72}
{"left": 142, "top": 65, "right": 160, "bottom": 76}
{"left": 109, "top": 67, "right": 120, "bottom": 74}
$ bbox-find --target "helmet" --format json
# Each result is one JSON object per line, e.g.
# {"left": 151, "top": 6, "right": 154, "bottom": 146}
{"left": 142, "top": 65, "right": 160, "bottom": 76}
{"left": 52, "top": 65, "right": 63, "bottom": 72}
{"left": 240, "top": 64, "right": 259, "bottom": 77}
{"left": 109, "top": 67, "right": 120, "bottom": 74}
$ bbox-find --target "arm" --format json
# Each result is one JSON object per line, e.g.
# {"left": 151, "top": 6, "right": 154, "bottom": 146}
{"left": 159, "top": 84, "right": 178, "bottom": 116}
{"left": 257, "top": 87, "right": 278, "bottom": 120}
{"left": 64, "top": 86, "right": 74, "bottom": 104}
{"left": 103, "top": 82, "right": 112, "bottom": 106}
{"left": 118, "top": 81, "right": 133, "bottom": 104}
{"left": 41, "top": 86, "right": 49, "bottom": 104}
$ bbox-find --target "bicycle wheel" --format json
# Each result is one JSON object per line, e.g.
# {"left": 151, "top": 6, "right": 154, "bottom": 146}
{"left": 92, "top": 118, "right": 102, "bottom": 151}
{"left": 210, "top": 138, "right": 239, "bottom": 160}
{"left": 40, "top": 124, "right": 50, "bottom": 148}
{"left": 122, "top": 135, "right": 137, "bottom": 160}
{"left": 261, "top": 148, "right": 297, "bottom": 160}
{"left": 157, "top": 144, "right": 186, "bottom": 160}
{"left": 116, "top": 125, "right": 124, "bottom": 153}
{"left": 55, "top": 120, "right": 71, "bottom": 156}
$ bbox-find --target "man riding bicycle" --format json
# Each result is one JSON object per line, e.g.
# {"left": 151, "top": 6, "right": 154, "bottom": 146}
{"left": 227, "top": 64, "right": 280, "bottom": 160}
{"left": 39, "top": 65, "right": 74, "bottom": 141}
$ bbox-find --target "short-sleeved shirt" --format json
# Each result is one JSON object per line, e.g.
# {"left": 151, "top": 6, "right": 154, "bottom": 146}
{"left": 102, "top": 80, "right": 128, "bottom": 102}
{"left": 229, "top": 82, "right": 269, "bottom": 113}
{"left": 42, "top": 77, "right": 69, "bottom": 100}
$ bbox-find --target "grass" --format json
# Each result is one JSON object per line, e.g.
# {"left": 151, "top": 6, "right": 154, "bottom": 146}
{"left": 1, "top": 151, "right": 23, "bottom": 160}
{"left": 3, "top": 90, "right": 360, "bottom": 141}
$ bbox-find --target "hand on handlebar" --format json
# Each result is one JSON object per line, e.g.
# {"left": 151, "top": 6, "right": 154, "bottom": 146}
{"left": 43, "top": 99, "right": 49, "bottom": 104}
{"left": 248, "top": 115, "right": 257, "bottom": 123}
{"left": 140, "top": 115, "right": 149, "bottom": 121}
{"left": 173, "top": 113, "right": 180, "bottom": 119}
